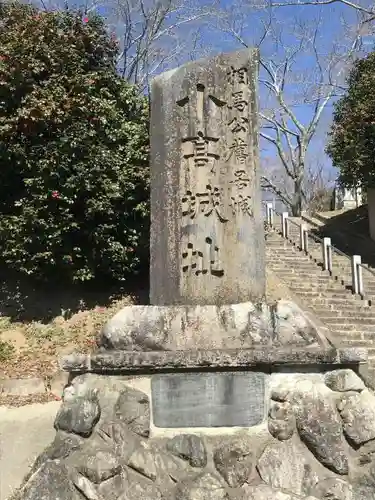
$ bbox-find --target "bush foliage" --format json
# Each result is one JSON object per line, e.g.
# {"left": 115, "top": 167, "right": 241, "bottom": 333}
{"left": 327, "top": 51, "right": 375, "bottom": 189}
{"left": 0, "top": 2, "right": 149, "bottom": 283}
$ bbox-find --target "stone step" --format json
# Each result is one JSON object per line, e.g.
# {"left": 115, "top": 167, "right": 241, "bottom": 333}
{"left": 314, "top": 307, "right": 375, "bottom": 318}
{"left": 329, "top": 331, "right": 363, "bottom": 341}
{"left": 311, "top": 294, "right": 366, "bottom": 303}
{"left": 323, "top": 316, "right": 375, "bottom": 325}
{"left": 328, "top": 323, "right": 375, "bottom": 333}
{"left": 290, "top": 286, "right": 352, "bottom": 295}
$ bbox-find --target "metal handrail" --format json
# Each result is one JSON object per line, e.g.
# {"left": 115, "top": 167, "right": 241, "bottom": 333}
{"left": 359, "top": 262, "right": 375, "bottom": 278}
{"left": 261, "top": 200, "right": 371, "bottom": 298}
{"left": 330, "top": 243, "right": 352, "bottom": 262}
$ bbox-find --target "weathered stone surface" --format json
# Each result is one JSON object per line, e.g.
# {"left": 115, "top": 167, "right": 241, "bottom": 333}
{"left": 76, "top": 448, "right": 122, "bottom": 484}
{"left": 114, "top": 387, "right": 150, "bottom": 437}
{"left": 175, "top": 472, "right": 228, "bottom": 500}
{"left": 257, "top": 436, "right": 329, "bottom": 496}
{"left": 99, "top": 420, "right": 142, "bottom": 462}
{"left": 166, "top": 435, "right": 207, "bottom": 467}
{"left": 324, "top": 370, "right": 365, "bottom": 393}
{"left": 242, "top": 484, "right": 318, "bottom": 500}
{"left": 268, "top": 401, "right": 295, "bottom": 441}
{"left": 98, "top": 472, "right": 128, "bottom": 500}
{"left": 311, "top": 477, "right": 353, "bottom": 500}
{"left": 127, "top": 441, "right": 190, "bottom": 483}
{"left": 118, "top": 471, "right": 164, "bottom": 500}
{"left": 61, "top": 348, "right": 367, "bottom": 375}
{"left": 17, "top": 460, "right": 79, "bottom": 500}
{"left": 72, "top": 473, "right": 102, "bottom": 499}
{"left": 152, "top": 372, "right": 265, "bottom": 428}
{"left": 338, "top": 391, "right": 375, "bottom": 446}
{"left": 213, "top": 437, "right": 256, "bottom": 487}
{"left": 54, "top": 393, "right": 101, "bottom": 437}
{"left": 294, "top": 394, "right": 348, "bottom": 474}
{"left": 150, "top": 49, "right": 264, "bottom": 307}
{"left": 98, "top": 301, "right": 322, "bottom": 352}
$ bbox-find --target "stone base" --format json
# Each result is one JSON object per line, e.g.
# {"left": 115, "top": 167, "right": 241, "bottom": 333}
{"left": 61, "top": 347, "right": 368, "bottom": 374}
{"left": 97, "top": 300, "right": 333, "bottom": 352}
{"left": 12, "top": 368, "right": 375, "bottom": 500}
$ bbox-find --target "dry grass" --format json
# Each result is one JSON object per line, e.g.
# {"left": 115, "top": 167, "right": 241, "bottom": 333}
{"left": 0, "top": 268, "right": 293, "bottom": 380}
{"left": 0, "top": 295, "right": 136, "bottom": 379}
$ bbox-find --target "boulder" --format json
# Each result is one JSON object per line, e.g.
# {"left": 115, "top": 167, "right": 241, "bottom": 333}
{"left": 257, "top": 436, "right": 329, "bottom": 496}
{"left": 294, "top": 394, "right": 348, "bottom": 474}
{"left": 15, "top": 460, "right": 79, "bottom": 500}
{"left": 324, "top": 370, "right": 365, "bottom": 393}
{"left": 338, "top": 391, "right": 375, "bottom": 446}
{"left": 54, "top": 393, "right": 101, "bottom": 438}
{"left": 114, "top": 387, "right": 150, "bottom": 437}
{"left": 175, "top": 472, "right": 229, "bottom": 500}
{"left": 166, "top": 435, "right": 207, "bottom": 468}
{"left": 268, "top": 401, "right": 295, "bottom": 441}
{"left": 310, "top": 477, "right": 353, "bottom": 500}
{"left": 242, "top": 483, "right": 319, "bottom": 500}
{"left": 213, "top": 437, "right": 256, "bottom": 487}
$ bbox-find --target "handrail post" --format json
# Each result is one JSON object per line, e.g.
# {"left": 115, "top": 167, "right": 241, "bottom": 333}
{"left": 323, "top": 237, "right": 332, "bottom": 272}
{"left": 352, "top": 255, "right": 363, "bottom": 295}
{"left": 303, "top": 228, "right": 309, "bottom": 254}
{"left": 281, "top": 212, "right": 289, "bottom": 238}
{"left": 266, "top": 202, "right": 274, "bottom": 227}
{"left": 300, "top": 224, "right": 307, "bottom": 251}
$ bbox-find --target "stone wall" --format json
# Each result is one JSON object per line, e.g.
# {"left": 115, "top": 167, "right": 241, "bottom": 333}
{"left": 12, "top": 368, "right": 375, "bottom": 500}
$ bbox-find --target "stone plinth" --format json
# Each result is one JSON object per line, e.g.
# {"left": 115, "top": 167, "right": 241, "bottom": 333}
{"left": 150, "top": 49, "right": 265, "bottom": 306}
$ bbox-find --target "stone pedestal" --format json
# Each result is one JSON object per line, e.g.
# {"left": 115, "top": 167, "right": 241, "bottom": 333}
{"left": 150, "top": 50, "right": 265, "bottom": 306}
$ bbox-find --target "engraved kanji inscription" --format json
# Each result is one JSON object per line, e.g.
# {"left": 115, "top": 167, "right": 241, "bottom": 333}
{"left": 182, "top": 185, "right": 229, "bottom": 222}
{"left": 228, "top": 90, "right": 248, "bottom": 112}
{"left": 226, "top": 138, "right": 249, "bottom": 164}
{"left": 228, "top": 116, "right": 248, "bottom": 133}
{"left": 230, "top": 194, "right": 253, "bottom": 217}
{"left": 177, "top": 84, "right": 226, "bottom": 171}
{"left": 182, "top": 237, "right": 224, "bottom": 277}
{"left": 227, "top": 67, "right": 249, "bottom": 86}
{"left": 177, "top": 84, "right": 226, "bottom": 134}
{"left": 182, "top": 132, "right": 219, "bottom": 168}
{"left": 230, "top": 169, "right": 250, "bottom": 189}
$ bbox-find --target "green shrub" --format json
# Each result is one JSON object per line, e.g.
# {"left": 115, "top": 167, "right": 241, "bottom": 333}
{"left": 0, "top": 339, "right": 15, "bottom": 361}
{"left": 0, "top": 2, "right": 149, "bottom": 283}
{"left": 327, "top": 51, "right": 375, "bottom": 189}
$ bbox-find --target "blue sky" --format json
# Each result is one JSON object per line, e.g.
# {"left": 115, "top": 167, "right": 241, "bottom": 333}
{"left": 44, "top": 0, "right": 373, "bottom": 196}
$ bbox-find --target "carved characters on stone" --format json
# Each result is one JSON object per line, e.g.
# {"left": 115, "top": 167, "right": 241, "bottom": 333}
{"left": 182, "top": 237, "right": 224, "bottom": 277}
{"left": 229, "top": 194, "right": 253, "bottom": 217}
{"left": 178, "top": 67, "right": 254, "bottom": 281}
{"left": 177, "top": 83, "right": 226, "bottom": 172}
{"left": 182, "top": 185, "right": 229, "bottom": 223}
{"left": 227, "top": 138, "right": 249, "bottom": 165}
{"left": 229, "top": 170, "right": 250, "bottom": 189}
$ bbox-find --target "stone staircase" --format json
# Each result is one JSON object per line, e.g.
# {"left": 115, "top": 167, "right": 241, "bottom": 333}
{"left": 265, "top": 220, "right": 375, "bottom": 381}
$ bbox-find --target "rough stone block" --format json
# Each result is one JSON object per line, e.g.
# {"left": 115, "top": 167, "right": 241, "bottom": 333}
{"left": 150, "top": 49, "right": 265, "bottom": 306}
{"left": 98, "top": 300, "right": 323, "bottom": 351}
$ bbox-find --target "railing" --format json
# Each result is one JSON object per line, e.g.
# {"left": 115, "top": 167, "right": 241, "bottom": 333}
{"left": 264, "top": 201, "right": 368, "bottom": 298}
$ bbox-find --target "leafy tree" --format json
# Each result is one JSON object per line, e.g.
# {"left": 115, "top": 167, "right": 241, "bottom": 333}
{"left": 0, "top": 2, "right": 149, "bottom": 284}
{"left": 327, "top": 51, "right": 375, "bottom": 189}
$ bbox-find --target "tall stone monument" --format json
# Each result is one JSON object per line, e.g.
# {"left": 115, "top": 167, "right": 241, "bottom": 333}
{"left": 16, "top": 51, "right": 369, "bottom": 500}
{"left": 150, "top": 49, "right": 265, "bottom": 306}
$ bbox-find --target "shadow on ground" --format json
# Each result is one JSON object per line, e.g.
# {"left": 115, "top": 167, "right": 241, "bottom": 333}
{"left": 310, "top": 204, "right": 375, "bottom": 268}
{"left": 0, "top": 265, "right": 150, "bottom": 324}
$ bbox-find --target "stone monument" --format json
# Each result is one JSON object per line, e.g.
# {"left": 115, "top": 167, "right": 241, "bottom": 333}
{"left": 150, "top": 49, "right": 265, "bottom": 305}
{"left": 13, "top": 50, "right": 374, "bottom": 500}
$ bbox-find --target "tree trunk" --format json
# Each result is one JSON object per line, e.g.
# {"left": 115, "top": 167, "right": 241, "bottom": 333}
{"left": 291, "top": 178, "right": 303, "bottom": 216}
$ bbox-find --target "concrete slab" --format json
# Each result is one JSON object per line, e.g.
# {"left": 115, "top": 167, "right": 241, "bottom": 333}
{"left": 0, "top": 401, "right": 60, "bottom": 500}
